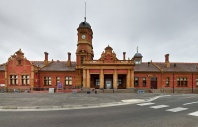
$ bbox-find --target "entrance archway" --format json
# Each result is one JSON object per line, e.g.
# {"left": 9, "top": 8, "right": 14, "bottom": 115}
{"left": 104, "top": 74, "right": 113, "bottom": 89}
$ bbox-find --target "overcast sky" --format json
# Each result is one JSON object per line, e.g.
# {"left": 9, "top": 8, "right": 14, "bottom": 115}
{"left": 0, "top": 0, "right": 198, "bottom": 64}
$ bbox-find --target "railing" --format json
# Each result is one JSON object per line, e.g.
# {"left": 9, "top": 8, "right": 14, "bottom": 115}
{"left": 33, "top": 86, "right": 82, "bottom": 91}
{"left": 0, "top": 86, "right": 82, "bottom": 93}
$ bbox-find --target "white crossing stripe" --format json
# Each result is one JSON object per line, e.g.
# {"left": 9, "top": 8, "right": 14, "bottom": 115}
{"left": 188, "top": 111, "right": 198, "bottom": 116}
{"left": 137, "top": 102, "right": 155, "bottom": 106}
{"left": 150, "top": 105, "right": 169, "bottom": 109}
{"left": 166, "top": 107, "right": 188, "bottom": 112}
{"left": 183, "top": 101, "right": 198, "bottom": 105}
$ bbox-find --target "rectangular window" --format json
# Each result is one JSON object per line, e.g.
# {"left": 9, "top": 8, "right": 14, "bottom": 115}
{"left": 183, "top": 78, "right": 187, "bottom": 86}
{"left": 166, "top": 77, "right": 170, "bottom": 87}
{"left": 56, "top": 77, "right": 60, "bottom": 85}
{"left": 44, "top": 77, "right": 52, "bottom": 85}
{"left": 21, "top": 75, "right": 29, "bottom": 85}
{"left": 177, "top": 78, "right": 180, "bottom": 86}
{"left": 134, "top": 77, "right": 139, "bottom": 87}
{"left": 180, "top": 78, "right": 184, "bottom": 86}
{"left": 65, "top": 77, "right": 72, "bottom": 85}
{"left": 95, "top": 79, "right": 100, "bottom": 86}
{"left": 196, "top": 78, "right": 198, "bottom": 86}
{"left": 142, "top": 77, "right": 146, "bottom": 87}
{"left": 177, "top": 77, "right": 188, "bottom": 86}
{"left": 81, "top": 56, "right": 85, "bottom": 64}
{"left": 10, "top": 75, "right": 18, "bottom": 85}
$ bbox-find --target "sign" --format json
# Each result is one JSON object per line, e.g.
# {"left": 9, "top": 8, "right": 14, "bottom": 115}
{"left": 57, "top": 82, "right": 62, "bottom": 89}
{"left": 0, "top": 84, "right": 5, "bottom": 87}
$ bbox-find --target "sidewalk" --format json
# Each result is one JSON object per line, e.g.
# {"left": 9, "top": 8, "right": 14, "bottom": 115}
{"left": 0, "top": 92, "right": 163, "bottom": 110}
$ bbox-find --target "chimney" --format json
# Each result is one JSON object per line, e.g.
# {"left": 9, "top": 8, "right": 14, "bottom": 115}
{"left": 123, "top": 52, "right": 126, "bottom": 60}
{"left": 148, "top": 62, "right": 150, "bottom": 67}
{"left": 67, "top": 52, "right": 71, "bottom": 67}
{"left": 165, "top": 54, "right": 170, "bottom": 68}
{"left": 44, "top": 52, "right": 49, "bottom": 66}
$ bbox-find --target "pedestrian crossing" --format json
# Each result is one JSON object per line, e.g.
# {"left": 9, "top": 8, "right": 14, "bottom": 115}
{"left": 150, "top": 105, "right": 169, "bottom": 109}
{"left": 137, "top": 102, "right": 198, "bottom": 117}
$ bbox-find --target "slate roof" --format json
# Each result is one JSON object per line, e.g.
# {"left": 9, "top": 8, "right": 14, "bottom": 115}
{"left": 155, "top": 62, "right": 198, "bottom": 73}
{"left": 79, "top": 21, "right": 91, "bottom": 28}
{"left": 1, "top": 60, "right": 198, "bottom": 73}
{"left": 0, "top": 64, "right": 5, "bottom": 71}
{"left": 134, "top": 62, "right": 198, "bottom": 73}
{"left": 31, "top": 61, "right": 45, "bottom": 67}
{"left": 134, "top": 62, "right": 160, "bottom": 72}
{"left": 40, "top": 61, "right": 76, "bottom": 71}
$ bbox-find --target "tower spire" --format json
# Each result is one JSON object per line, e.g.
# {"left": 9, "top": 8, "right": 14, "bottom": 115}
{"left": 137, "top": 46, "right": 139, "bottom": 53}
{"left": 84, "top": 2, "right": 86, "bottom": 22}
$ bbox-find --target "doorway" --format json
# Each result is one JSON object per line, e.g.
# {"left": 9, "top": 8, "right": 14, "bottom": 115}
{"left": 104, "top": 74, "right": 113, "bottom": 89}
{"left": 150, "top": 77, "right": 157, "bottom": 89}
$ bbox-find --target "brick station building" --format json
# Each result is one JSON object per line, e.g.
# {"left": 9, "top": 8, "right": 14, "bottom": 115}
{"left": 0, "top": 19, "right": 198, "bottom": 93}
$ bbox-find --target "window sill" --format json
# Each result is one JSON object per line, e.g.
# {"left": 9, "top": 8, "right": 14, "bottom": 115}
{"left": 176, "top": 86, "right": 188, "bottom": 87}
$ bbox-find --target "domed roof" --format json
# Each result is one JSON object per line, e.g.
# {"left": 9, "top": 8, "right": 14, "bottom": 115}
{"left": 134, "top": 52, "right": 142, "bottom": 58}
{"left": 79, "top": 21, "right": 91, "bottom": 28}
{"left": 105, "top": 45, "right": 113, "bottom": 51}
{"left": 133, "top": 46, "right": 143, "bottom": 58}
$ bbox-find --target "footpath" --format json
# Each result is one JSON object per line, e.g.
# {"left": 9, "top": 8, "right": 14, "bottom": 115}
{"left": 0, "top": 92, "right": 164, "bottom": 111}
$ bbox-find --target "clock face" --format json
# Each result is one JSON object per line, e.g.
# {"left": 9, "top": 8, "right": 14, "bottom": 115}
{"left": 81, "top": 35, "right": 86, "bottom": 39}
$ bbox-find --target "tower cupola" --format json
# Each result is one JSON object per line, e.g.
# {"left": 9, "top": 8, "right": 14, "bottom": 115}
{"left": 133, "top": 46, "right": 143, "bottom": 64}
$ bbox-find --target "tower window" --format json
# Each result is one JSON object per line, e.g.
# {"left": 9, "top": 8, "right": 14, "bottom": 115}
{"left": 135, "top": 61, "right": 141, "bottom": 64}
{"left": 81, "top": 56, "right": 85, "bottom": 64}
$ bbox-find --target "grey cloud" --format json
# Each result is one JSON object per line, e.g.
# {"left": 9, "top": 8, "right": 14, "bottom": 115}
{"left": 0, "top": 0, "right": 198, "bottom": 63}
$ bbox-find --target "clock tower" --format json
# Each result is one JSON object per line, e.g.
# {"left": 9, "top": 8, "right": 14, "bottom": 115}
{"left": 76, "top": 18, "right": 94, "bottom": 68}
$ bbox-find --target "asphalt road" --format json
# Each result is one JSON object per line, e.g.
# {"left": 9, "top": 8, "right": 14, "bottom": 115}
{"left": 0, "top": 94, "right": 198, "bottom": 127}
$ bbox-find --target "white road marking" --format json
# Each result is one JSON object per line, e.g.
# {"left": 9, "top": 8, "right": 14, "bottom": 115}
{"left": 188, "top": 111, "right": 198, "bottom": 117}
{"left": 150, "top": 105, "right": 169, "bottom": 109}
{"left": 137, "top": 102, "right": 155, "bottom": 106}
{"left": 122, "top": 99, "right": 145, "bottom": 103}
{"left": 166, "top": 107, "right": 188, "bottom": 112}
{"left": 183, "top": 101, "right": 198, "bottom": 105}
{"left": 146, "top": 95, "right": 171, "bottom": 102}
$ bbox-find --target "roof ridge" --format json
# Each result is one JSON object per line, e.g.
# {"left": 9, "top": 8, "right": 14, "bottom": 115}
{"left": 31, "top": 61, "right": 44, "bottom": 62}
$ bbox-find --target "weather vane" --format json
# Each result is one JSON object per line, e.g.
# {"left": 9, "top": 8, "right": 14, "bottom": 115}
{"left": 84, "top": 2, "right": 86, "bottom": 22}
